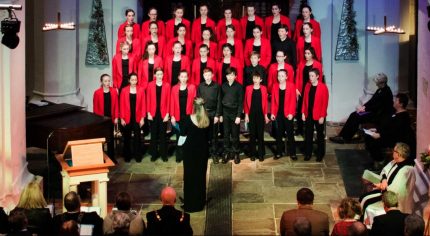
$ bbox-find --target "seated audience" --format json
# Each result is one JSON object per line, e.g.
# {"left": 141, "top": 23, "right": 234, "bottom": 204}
{"left": 293, "top": 217, "right": 312, "bottom": 236}
{"left": 280, "top": 188, "right": 329, "bottom": 236}
{"left": 11, "top": 179, "right": 52, "bottom": 235}
{"left": 103, "top": 192, "right": 145, "bottom": 235}
{"left": 348, "top": 221, "right": 368, "bottom": 236}
{"left": 146, "top": 187, "right": 192, "bottom": 236}
{"left": 370, "top": 191, "right": 409, "bottom": 236}
{"left": 52, "top": 191, "right": 103, "bottom": 236}
{"left": 0, "top": 207, "right": 8, "bottom": 233}
{"left": 7, "top": 208, "right": 31, "bottom": 236}
{"left": 60, "top": 220, "right": 79, "bottom": 236}
{"left": 331, "top": 198, "right": 361, "bottom": 236}
{"left": 404, "top": 214, "right": 425, "bottom": 236}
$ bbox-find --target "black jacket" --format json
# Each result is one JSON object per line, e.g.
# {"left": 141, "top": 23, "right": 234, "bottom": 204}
{"left": 364, "top": 85, "right": 394, "bottom": 119}
{"left": 370, "top": 209, "right": 408, "bottom": 236}
{"left": 197, "top": 81, "right": 222, "bottom": 117}
{"left": 52, "top": 211, "right": 103, "bottom": 236}
{"left": 221, "top": 81, "right": 243, "bottom": 117}
{"left": 146, "top": 206, "right": 193, "bottom": 236}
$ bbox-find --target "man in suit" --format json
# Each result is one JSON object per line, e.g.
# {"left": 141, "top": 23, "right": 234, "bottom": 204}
{"left": 280, "top": 188, "right": 329, "bottom": 236}
{"left": 146, "top": 187, "right": 193, "bottom": 236}
{"left": 370, "top": 191, "right": 409, "bottom": 236}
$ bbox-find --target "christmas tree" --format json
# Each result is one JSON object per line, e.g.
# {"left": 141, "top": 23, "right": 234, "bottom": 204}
{"left": 85, "top": 0, "right": 109, "bottom": 65}
{"left": 335, "top": 0, "right": 359, "bottom": 60}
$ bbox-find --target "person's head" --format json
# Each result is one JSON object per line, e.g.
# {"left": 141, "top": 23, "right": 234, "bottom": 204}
{"left": 393, "top": 142, "right": 410, "bottom": 163}
{"left": 300, "top": 5, "right": 314, "bottom": 20}
{"left": 148, "top": 8, "right": 158, "bottom": 21}
{"left": 16, "top": 179, "right": 47, "bottom": 209}
{"left": 203, "top": 67, "right": 214, "bottom": 84}
{"left": 404, "top": 214, "right": 425, "bottom": 236}
{"left": 382, "top": 191, "right": 398, "bottom": 209}
{"left": 302, "top": 22, "right": 313, "bottom": 37}
{"left": 337, "top": 198, "right": 361, "bottom": 220}
{"left": 276, "top": 50, "right": 287, "bottom": 63}
{"left": 154, "top": 67, "right": 164, "bottom": 81}
{"left": 271, "top": 3, "right": 281, "bottom": 16}
{"left": 125, "top": 9, "right": 135, "bottom": 23}
{"left": 226, "top": 25, "right": 236, "bottom": 38}
{"left": 394, "top": 93, "right": 409, "bottom": 109}
{"left": 8, "top": 208, "right": 28, "bottom": 233}
{"left": 199, "top": 44, "right": 209, "bottom": 58}
{"left": 222, "top": 43, "right": 233, "bottom": 57}
{"left": 293, "top": 217, "right": 312, "bottom": 236}
{"left": 309, "top": 68, "right": 320, "bottom": 85}
{"left": 348, "top": 221, "right": 368, "bottom": 236}
{"left": 296, "top": 188, "right": 314, "bottom": 205}
{"left": 304, "top": 47, "right": 317, "bottom": 61}
{"left": 149, "top": 21, "right": 158, "bottom": 35}
{"left": 120, "top": 41, "right": 130, "bottom": 55}
{"left": 176, "top": 23, "right": 187, "bottom": 38}
{"left": 278, "top": 24, "right": 289, "bottom": 39}
{"left": 144, "top": 42, "right": 157, "bottom": 59}
{"left": 173, "top": 4, "right": 184, "bottom": 19}
{"left": 252, "top": 71, "right": 262, "bottom": 85}
{"left": 246, "top": 4, "right": 256, "bottom": 16}
{"left": 226, "top": 67, "right": 237, "bottom": 83}
{"left": 60, "top": 220, "right": 79, "bottom": 236}
{"left": 124, "top": 24, "right": 134, "bottom": 38}
{"left": 372, "top": 72, "right": 388, "bottom": 88}
{"left": 277, "top": 69, "right": 288, "bottom": 83}
{"left": 172, "top": 41, "right": 183, "bottom": 55}
{"left": 160, "top": 187, "right": 176, "bottom": 205}
{"left": 202, "top": 28, "right": 214, "bottom": 41}
{"left": 128, "top": 73, "right": 138, "bottom": 86}
{"left": 178, "top": 70, "right": 188, "bottom": 84}
{"left": 223, "top": 7, "right": 232, "bottom": 20}
{"left": 199, "top": 4, "right": 208, "bottom": 17}
{"left": 115, "top": 192, "right": 132, "bottom": 211}
{"left": 193, "top": 97, "right": 210, "bottom": 128}
{"left": 100, "top": 74, "right": 111, "bottom": 88}
{"left": 250, "top": 51, "right": 260, "bottom": 66}
{"left": 64, "top": 191, "right": 81, "bottom": 212}
{"left": 252, "top": 25, "right": 263, "bottom": 39}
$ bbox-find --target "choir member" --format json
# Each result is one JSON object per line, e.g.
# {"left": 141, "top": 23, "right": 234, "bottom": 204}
{"left": 165, "top": 4, "right": 191, "bottom": 42}
{"left": 191, "top": 4, "right": 216, "bottom": 44}
{"left": 166, "top": 23, "right": 193, "bottom": 59}
{"left": 244, "top": 72, "right": 269, "bottom": 162}
{"left": 146, "top": 68, "right": 171, "bottom": 162}
{"left": 293, "top": 4, "right": 321, "bottom": 41}
{"left": 119, "top": 73, "right": 146, "bottom": 162}
{"left": 136, "top": 42, "right": 163, "bottom": 89}
{"left": 117, "top": 9, "right": 140, "bottom": 40}
{"left": 268, "top": 50, "right": 294, "bottom": 93}
{"left": 191, "top": 44, "right": 217, "bottom": 87}
{"left": 244, "top": 51, "right": 267, "bottom": 89}
{"left": 271, "top": 24, "right": 296, "bottom": 70}
{"left": 112, "top": 42, "right": 137, "bottom": 92}
{"left": 164, "top": 41, "right": 191, "bottom": 85}
{"left": 296, "top": 22, "right": 322, "bottom": 64}
{"left": 301, "top": 68, "right": 329, "bottom": 162}
{"left": 217, "top": 25, "right": 244, "bottom": 63}
{"left": 216, "top": 43, "right": 243, "bottom": 85}
{"left": 240, "top": 4, "right": 264, "bottom": 40}
{"left": 264, "top": 3, "right": 292, "bottom": 42}
{"left": 193, "top": 28, "right": 218, "bottom": 61}
{"left": 141, "top": 21, "right": 166, "bottom": 58}
{"left": 216, "top": 7, "right": 242, "bottom": 41}
{"left": 116, "top": 24, "right": 141, "bottom": 59}
{"left": 270, "top": 69, "right": 297, "bottom": 160}
{"left": 244, "top": 25, "right": 272, "bottom": 68}
{"left": 141, "top": 8, "right": 165, "bottom": 39}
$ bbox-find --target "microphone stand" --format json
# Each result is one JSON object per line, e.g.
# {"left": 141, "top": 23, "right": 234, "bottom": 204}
{"left": 46, "top": 130, "right": 55, "bottom": 215}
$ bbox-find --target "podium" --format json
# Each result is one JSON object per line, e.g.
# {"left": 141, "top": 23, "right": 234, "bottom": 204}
{"left": 56, "top": 138, "right": 115, "bottom": 218}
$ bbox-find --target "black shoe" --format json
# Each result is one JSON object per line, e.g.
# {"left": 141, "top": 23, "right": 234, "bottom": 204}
{"left": 222, "top": 153, "right": 229, "bottom": 164}
{"left": 274, "top": 153, "right": 283, "bottom": 160}
{"left": 258, "top": 156, "right": 264, "bottom": 162}
{"left": 304, "top": 156, "right": 311, "bottom": 161}
{"left": 250, "top": 156, "right": 256, "bottom": 161}
{"left": 316, "top": 156, "right": 323, "bottom": 162}
{"left": 161, "top": 156, "right": 168, "bottom": 162}
{"left": 290, "top": 155, "right": 298, "bottom": 161}
{"left": 124, "top": 157, "right": 131, "bottom": 163}
{"left": 212, "top": 155, "right": 219, "bottom": 164}
{"left": 176, "top": 158, "right": 182, "bottom": 163}
{"left": 136, "top": 157, "right": 143, "bottom": 163}
{"left": 329, "top": 136, "right": 345, "bottom": 144}
{"left": 234, "top": 154, "right": 241, "bottom": 164}
{"left": 150, "top": 156, "right": 157, "bottom": 162}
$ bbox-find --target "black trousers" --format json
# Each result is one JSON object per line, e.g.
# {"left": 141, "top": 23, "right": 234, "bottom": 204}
{"left": 275, "top": 116, "right": 296, "bottom": 156}
{"left": 149, "top": 114, "right": 168, "bottom": 158}
{"left": 122, "top": 121, "right": 142, "bottom": 161}
{"left": 208, "top": 116, "right": 219, "bottom": 156}
{"left": 339, "top": 111, "right": 374, "bottom": 140}
{"left": 249, "top": 113, "right": 265, "bottom": 157}
{"left": 223, "top": 111, "right": 240, "bottom": 154}
{"left": 304, "top": 118, "right": 325, "bottom": 158}
{"left": 296, "top": 95, "right": 304, "bottom": 133}
{"left": 106, "top": 123, "right": 116, "bottom": 162}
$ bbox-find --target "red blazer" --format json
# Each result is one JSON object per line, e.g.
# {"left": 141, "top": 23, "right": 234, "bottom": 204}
{"left": 191, "top": 17, "right": 216, "bottom": 43}
{"left": 215, "top": 57, "right": 243, "bottom": 85}
{"left": 136, "top": 55, "right": 163, "bottom": 89}
{"left": 141, "top": 20, "right": 165, "bottom": 39}
{"left": 93, "top": 87, "right": 119, "bottom": 122}
{"left": 216, "top": 18, "right": 242, "bottom": 41}
{"left": 170, "top": 83, "right": 196, "bottom": 121}
{"left": 302, "top": 82, "right": 329, "bottom": 120}
{"left": 165, "top": 18, "right": 191, "bottom": 41}
{"left": 240, "top": 16, "right": 265, "bottom": 40}
{"left": 118, "top": 21, "right": 140, "bottom": 39}
{"left": 146, "top": 81, "right": 171, "bottom": 118}
{"left": 296, "top": 36, "right": 322, "bottom": 63}
{"left": 163, "top": 55, "right": 191, "bottom": 84}
{"left": 264, "top": 15, "right": 292, "bottom": 40}
{"left": 141, "top": 35, "right": 166, "bottom": 59}
{"left": 243, "top": 38, "right": 272, "bottom": 68}
{"left": 112, "top": 53, "right": 137, "bottom": 89}
{"left": 119, "top": 86, "right": 146, "bottom": 124}
{"left": 217, "top": 38, "right": 244, "bottom": 63}
{"left": 166, "top": 37, "right": 193, "bottom": 60}
{"left": 116, "top": 37, "right": 142, "bottom": 60}
{"left": 190, "top": 57, "right": 217, "bottom": 86}
{"left": 293, "top": 18, "right": 321, "bottom": 42}
{"left": 244, "top": 85, "right": 268, "bottom": 116}
{"left": 194, "top": 41, "right": 218, "bottom": 61}
{"left": 267, "top": 63, "right": 295, "bottom": 93}
{"left": 295, "top": 60, "right": 323, "bottom": 93}
{"left": 270, "top": 82, "right": 296, "bottom": 118}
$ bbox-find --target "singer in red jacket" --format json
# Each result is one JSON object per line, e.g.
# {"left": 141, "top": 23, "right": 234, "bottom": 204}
{"left": 116, "top": 24, "right": 142, "bottom": 60}
{"left": 119, "top": 73, "right": 146, "bottom": 162}
{"left": 293, "top": 5, "right": 321, "bottom": 41}
{"left": 264, "top": 4, "right": 291, "bottom": 41}
{"left": 270, "top": 69, "right": 297, "bottom": 160}
{"left": 217, "top": 25, "right": 244, "bottom": 63}
{"left": 216, "top": 8, "right": 242, "bottom": 41}
{"left": 164, "top": 41, "right": 191, "bottom": 85}
{"left": 146, "top": 68, "right": 171, "bottom": 161}
{"left": 191, "top": 4, "right": 216, "bottom": 43}
{"left": 243, "top": 26, "right": 272, "bottom": 68}
{"left": 296, "top": 23, "right": 322, "bottom": 64}
{"left": 165, "top": 5, "right": 191, "bottom": 42}
{"left": 165, "top": 23, "right": 193, "bottom": 60}
{"left": 216, "top": 43, "right": 243, "bottom": 85}
{"left": 191, "top": 44, "right": 217, "bottom": 86}
{"left": 240, "top": 4, "right": 265, "bottom": 40}
{"left": 301, "top": 68, "right": 329, "bottom": 162}
{"left": 141, "top": 21, "right": 166, "bottom": 59}
{"left": 268, "top": 50, "right": 295, "bottom": 93}
{"left": 193, "top": 28, "right": 218, "bottom": 61}
{"left": 112, "top": 42, "right": 137, "bottom": 92}
{"left": 136, "top": 42, "right": 163, "bottom": 89}
{"left": 117, "top": 9, "right": 140, "bottom": 40}
{"left": 141, "top": 8, "right": 165, "bottom": 39}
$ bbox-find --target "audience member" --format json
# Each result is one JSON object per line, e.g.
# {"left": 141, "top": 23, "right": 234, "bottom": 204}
{"left": 103, "top": 192, "right": 145, "bottom": 235}
{"left": 7, "top": 208, "right": 31, "bottom": 236}
{"left": 331, "top": 198, "right": 361, "bottom": 236}
{"left": 59, "top": 220, "right": 79, "bottom": 236}
{"left": 52, "top": 191, "right": 103, "bottom": 236}
{"left": 347, "top": 222, "right": 368, "bottom": 236}
{"left": 280, "top": 188, "right": 329, "bottom": 236}
{"left": 293, "top": 217, "right": 312, "bottom": 236}
{"left": 369, "top": 191, "right": 408, "bottom": 236}
{"left": 404, "top": 214, "right": 425, "bottom": 236}
{"left": 0, "top": 207, "right": 8, "bottom": 234}
{"left": 146, "top": 187, "right": 193, "bottom": 236}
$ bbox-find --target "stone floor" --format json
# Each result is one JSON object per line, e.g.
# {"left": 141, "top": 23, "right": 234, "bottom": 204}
{"left": 104, "top": 123, "right": 365, "bottom": 235}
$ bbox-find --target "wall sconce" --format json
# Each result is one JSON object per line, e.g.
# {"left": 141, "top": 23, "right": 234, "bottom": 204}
{"left": 42, "top": 12, "right": 75, "bottom": 31}
{"left": 366, "top": 16, "right": 405, "bottom": 35}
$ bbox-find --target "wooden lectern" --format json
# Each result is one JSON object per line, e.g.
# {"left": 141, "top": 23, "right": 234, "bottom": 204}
{"left": 56, "top": 138, "right": 115, "bottom": 218}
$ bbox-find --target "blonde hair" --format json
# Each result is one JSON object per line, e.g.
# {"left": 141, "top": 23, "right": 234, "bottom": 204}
{"left": 16, "top": 179, "right": 47, "bottom": 209}
{"left": 193, "top": 98, "right": 210, "bottom": 128}
{"left": 337, "top": 197, "right": 361, "bottom": 219}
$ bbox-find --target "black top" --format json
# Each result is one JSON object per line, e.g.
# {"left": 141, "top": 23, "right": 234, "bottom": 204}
{"left": 304, "top": 41, "right": 311, "bottom": 51}
{"left": 302, "top": 64, "right": 313, "bottom": 92}
{"left": 379, "top": 111, "right": 415, "bottom": 149}
{"left": 10, "top": 208, "right": 52, "bottom": 236}
{"left": 129, "top": 43, "right": 134, "bottom": 54}
{"left": 271, "top": 22, "right": 281, "bottom": 42}
{"left": 103, "top": 91, "right": 111, "bottom": 117}
{"left": 146, "top": 206, "right": 193, "bottom": 236}
{"left": 201, "top": 23, "right": 206, "bottom": 32}
{"left": 252, "top": 45, "right": 261, "bottom": 54}
{"left": 221, "top": 62, "right": 230, "bottom": 84}
{"left": 172, "top": 61, "right": 181, "bottom": 85}
{"left": 308, "top": 85, "right": 317, "bottom": 118}
{"left": 121, "top": 59, "right": 129, "bottom": 88}
{"left": 246, "top": 20, "right": 256, "bottom": 39}
{"left": 148, "top": 63, "right": 154, "bottom": 82}
{"left": 370, "top": 210, "right": 409, "bottom": 236}
{"left": 52, "top": 212, "right": 103, "bottom": 236}
{"left": 221, "top": 81, "right": 243, "bottom": 117}
{"left": 278, "top": 88, "right": 285, "bottom": 117}
{"left": 153, "top": 42, "right": 159, "bottom": 55}
{"left": 156, "top": 84, "right": 162, "bottom": 117}
{"left": 181, "top": 43, "right": 186, "bottom": 55}
{"left": 0, "top": 207, "right": 7, "bottom": 234}
{"left": 197, "top": 81, "right": 222, "bottom": 117}
{"left": 364, "top": 85, "right": 394, "bottom": 118}
{"left": 130, "top": 93, "right": 137, "bottom": 124}
{"left": 250, "top": 88, "right": 263, "bottom": 115}
{"left": 174, "top": 24, "right": 179, "bottom": 37}
{"left": 200, "top": 61, "right": 207, "bottom": 84}
{"left": 271, "top": 37, "right": 297, "bottom": 69}
{"left": 179, "top": 88, "right": 188, "bottom": 119}
{"left": 244, "top": 65, "right": 267, "bottom": 88}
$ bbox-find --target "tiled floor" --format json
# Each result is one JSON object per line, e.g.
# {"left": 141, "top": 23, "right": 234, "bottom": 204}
{"left": 104, "top": 123, "right": 365, "bottom": 235}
